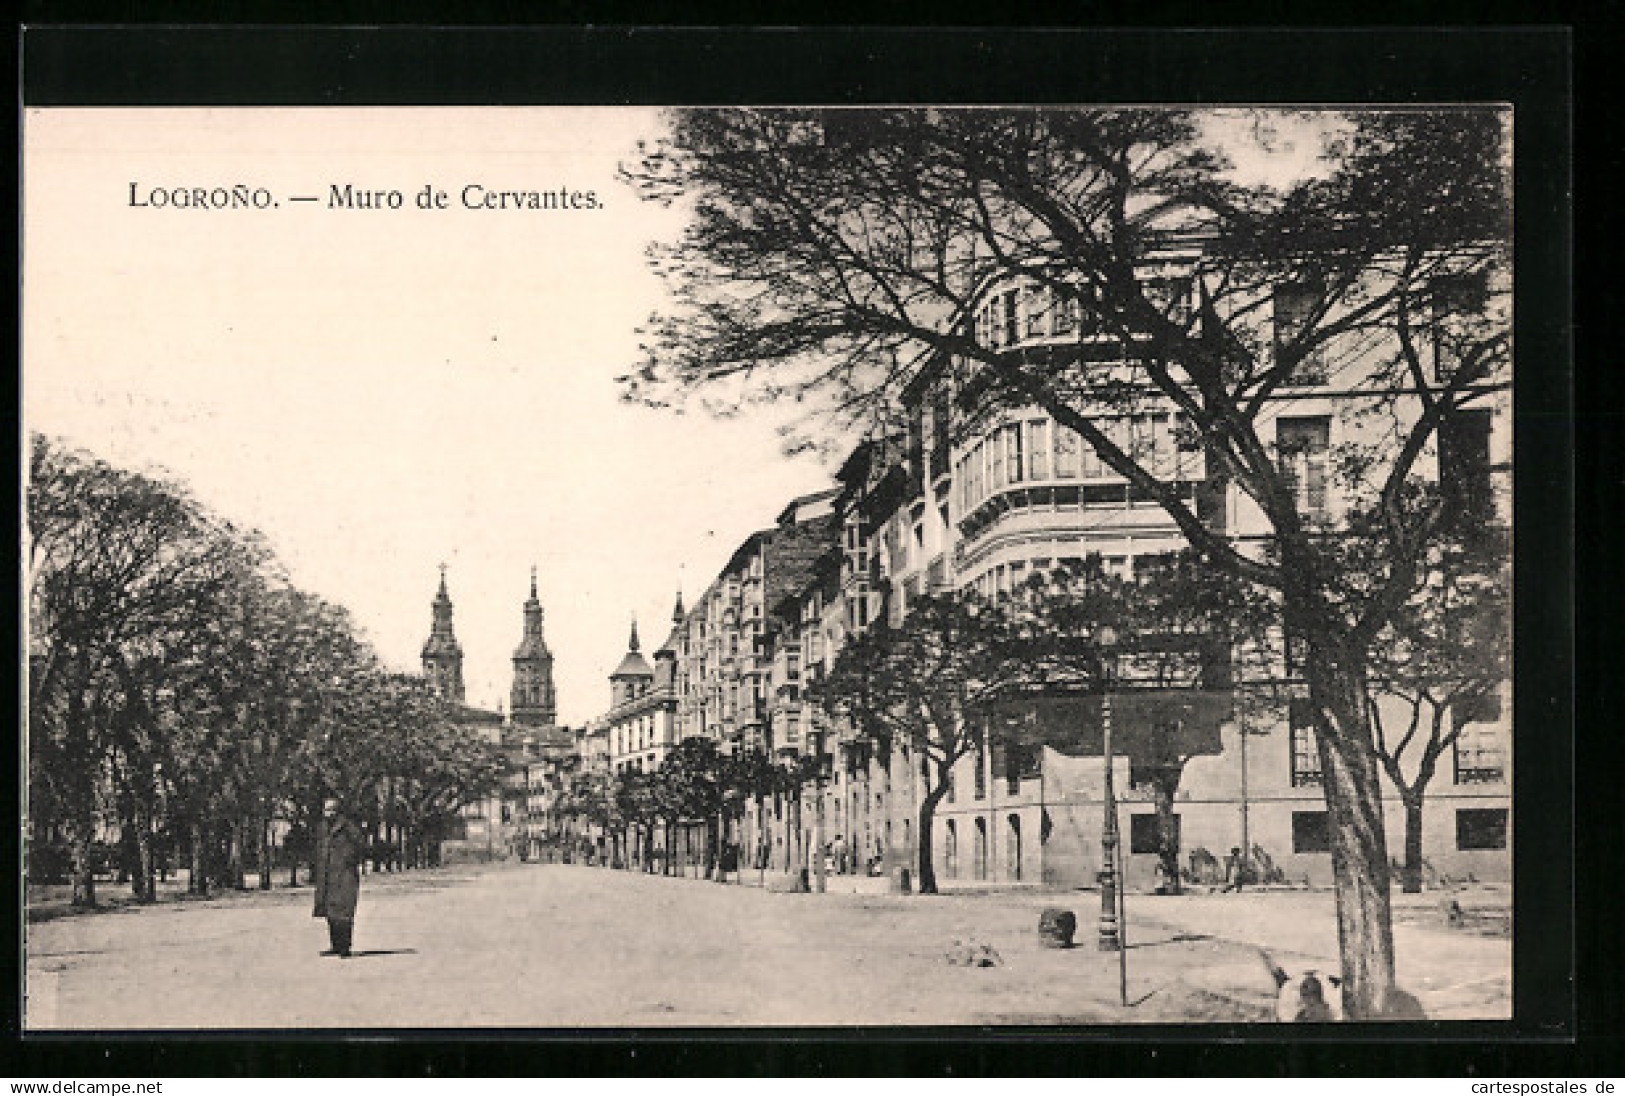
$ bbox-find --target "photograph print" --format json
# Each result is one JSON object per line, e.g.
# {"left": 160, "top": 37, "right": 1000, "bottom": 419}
{"left": 23, "top": 102, "right": 1514, "bottom": 1030}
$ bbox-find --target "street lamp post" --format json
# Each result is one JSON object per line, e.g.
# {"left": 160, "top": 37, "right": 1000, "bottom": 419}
{"left": 812, "top": 727, "right": 828, "bottom": 894}
{"left": 1097, "top": 625, "right": 1122, "bottom": 949}
{"left": 1095, "top": 624, "right": 1129, "bottom": 1006}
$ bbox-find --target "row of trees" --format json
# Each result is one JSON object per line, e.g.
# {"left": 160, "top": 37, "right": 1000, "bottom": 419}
{"left": 548, "top": 546, "right": 1504, "bottom": 903}
{"left": 555, "top": 739, "right": 822, "bottom": 879}
{"left": 27, "top": 435, "right": 507, "bottom": 907}
{"left": 622, "top": 105, "right": 1510, "bottom": 1015}
{"left": 815, "top": 549, "right": 1506, "bottom": 899}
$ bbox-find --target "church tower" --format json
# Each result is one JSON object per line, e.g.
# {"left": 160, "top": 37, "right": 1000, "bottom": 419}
{"left": 610, "top": 616, "right": 655, "bottom": 707}
{"left": 510, "top": 567, "right": 557, "bottom": 726}
{"left": 421, "top": 565, "right": 465, "bottom": 703}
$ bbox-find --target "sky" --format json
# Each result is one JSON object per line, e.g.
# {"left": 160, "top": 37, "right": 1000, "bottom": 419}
{"left": 22, "top": 107, "right": 833, "bottom": 723}
{"left": 22, "top": 106, "right": 1350, "bottom": 724}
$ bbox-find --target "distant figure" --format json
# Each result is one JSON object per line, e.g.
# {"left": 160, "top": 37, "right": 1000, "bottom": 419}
{"left": 313, "top": 798, "right": 363, "bottom": 957}
{"left": 1221, "top": 846, "right": 1246, "bottom": 892}
{"left": 832, "top": 833, "right": 849, "bottom": 875}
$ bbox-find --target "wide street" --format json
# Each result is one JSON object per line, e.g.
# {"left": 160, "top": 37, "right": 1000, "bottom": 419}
{"left": 26, "top": 862, "right": 1510, "bottom": 1029}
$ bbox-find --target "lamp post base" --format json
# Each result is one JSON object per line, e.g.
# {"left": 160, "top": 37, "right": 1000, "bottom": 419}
{"left": 1097, "top": 867, "right": 1121, "bottom": 951}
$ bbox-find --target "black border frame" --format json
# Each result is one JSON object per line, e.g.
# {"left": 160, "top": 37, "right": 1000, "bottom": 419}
{"left": 9, "top": 24, "right": 1578, "bottom": 1078}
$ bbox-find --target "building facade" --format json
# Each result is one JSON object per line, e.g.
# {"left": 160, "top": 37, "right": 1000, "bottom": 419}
{"left": 659, "top": 254, "right": 1510, "bottom": 892}
{"left": 604, "top": 614, "right": 681, "bottom": 776}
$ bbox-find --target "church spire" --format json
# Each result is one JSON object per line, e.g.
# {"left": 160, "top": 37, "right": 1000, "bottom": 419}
{"left": 421, "top": 565, "right": 464, "bottom": 703}
{"left": 628, "top": 615, "right": 641, "bottom": 653}
{"left": 511, "top": 567, "right": 556, "bottom": 726}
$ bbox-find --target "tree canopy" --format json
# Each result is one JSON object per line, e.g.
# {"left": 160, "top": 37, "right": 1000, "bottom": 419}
{"left": 26, "top": 435, "right": 504, "bottom": 903}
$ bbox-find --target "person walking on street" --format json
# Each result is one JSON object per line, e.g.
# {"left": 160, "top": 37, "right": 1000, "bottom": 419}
{"left": 313, "top": 797, "right": 363, "bottom": 957}
{"left": 1220, "top": 845, "right": 1246, "bottom": 893}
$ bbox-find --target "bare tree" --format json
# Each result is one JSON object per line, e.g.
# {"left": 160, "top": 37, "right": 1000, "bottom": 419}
{"left": 1366, "top": 531, "right": 1510, "bottom": 892}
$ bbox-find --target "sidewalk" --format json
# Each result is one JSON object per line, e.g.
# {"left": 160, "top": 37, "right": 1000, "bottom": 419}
{"left": 26, "top": 861, "right": 1510, "bottom": 1027}
{"left": 1109, "top": 885, "right": 1511, "bottom": 1019}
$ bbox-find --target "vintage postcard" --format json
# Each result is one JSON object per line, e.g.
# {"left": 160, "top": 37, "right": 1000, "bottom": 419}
{"left": 23, "top": 97, "right": 1523, "bottom": 1032}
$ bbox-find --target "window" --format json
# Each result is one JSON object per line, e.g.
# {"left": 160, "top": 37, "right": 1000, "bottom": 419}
{"left": 1022, "top": 285, "right": 1049, "bottom": 338}
{"left": 1290, "top": 698, "right": 1323, "bottom": 787}
{"left": 1000, "top": 289, "right": 1020, "bottom": 346}
{"left": 1439, "top": 410, "right": 1494, "bottom": 524}
{"left": 1004, "top": 423, "right": 1025, "bottom": 485}
{"left": 1052, "top": 289, "right": 1079, "bottom": 335}
{"left": 1130, "top": 813, "right": 1179, "bottom": 855}
{"left": 1172, "top": 413, "right": 1204, "bottom": 480}
{"left": 1456, "top": 808, "right": 1508, "bottom": 851}
{"left": 1430, "top": 272, "right": 1489, "bottom": 382}
{"left": 1142, "top": 275, "right": 1192, "bottom": 327}
{"left": 1278, "top": 417, "right": 1331, "bottom": 518}
{"left": 930, "top": 386, "right": 952, "bottom": 480}
{"left": 974, "top": 732, "right": 987, "bottom": 800}
{"left": 1149, "top": 414, "right": 1174, "bottom": 474}
{"left": 1453, "top": 698, "right": 1505, "bottom": 784}
{"left": 1274, "top": 281, "right": 1328, "bottom": 384}
{"left": 1054, "top": 426, "right": 1081, "bottom": 479}
{"left": 977, "top": 288, "right": 1021, "bottom": 348}
{"left": 1292, "top": 811, "right": 1332, "bottom": 853}
{"left": 1027, "top": 420, "right": 1050, "bottom": 481}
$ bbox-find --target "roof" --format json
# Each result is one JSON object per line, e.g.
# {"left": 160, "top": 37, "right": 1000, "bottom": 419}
{"left": 611, "top": 650, "right": 654, "bottom": 679}
{"left": 774, "top": 486, "right": 839, "bottom": 527}
{"left": 450, "top": 704, "right": 505, "bottom": 726}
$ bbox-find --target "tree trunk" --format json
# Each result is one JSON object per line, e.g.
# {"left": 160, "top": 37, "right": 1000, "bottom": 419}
{"left": 69, "top": 818, "right": 97, "bottom": 908}
{"left": 227, "top": 818, "right": 246, "bottom": 889}
{"left": 915, "top": 786, "right": 949, "bottom": 895}
{"left": 1313, "top": 679, "right": 1399, "bottom": 1019}
{"left": 133, "top": 811, "right": 156, "bottom": 903}
{"left": 1151, "top": 770, "right": 1183, "bottom": 896}
{"left": 1401, "top": 796, "right": 1425, "bottom": 894}
{"left": 258, "top": 814, "right": 273, "bottom": 890}
{"left": 63, "top": 664, "right": 98, "bottom": 908}
{"left": 189, "top": 819, "right": 208, "bottom": 897}
{"left": 716, "top": 810, "right": 728, "bottom": 883}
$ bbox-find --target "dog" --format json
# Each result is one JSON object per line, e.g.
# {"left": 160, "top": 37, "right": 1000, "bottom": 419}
{"left": 1260, "top": 950, "right": 1345, "bottom": 1021}
{"left": 1260, "top": 950, "right": 1428, "bottom": 1021}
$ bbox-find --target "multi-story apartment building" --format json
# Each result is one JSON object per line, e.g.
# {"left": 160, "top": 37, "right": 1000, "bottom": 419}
{"left": 655, "top": 221, "right": 1508, "bottom": 893}
{"left": 506, "top": 724, "right": 579, "bottom": 860}
{"left": 673, "top": 490, "right": 840, "bottom": 757}
{"left": 730, "top": 253, "right": 1510, "bottom": 892}
{"left": 913, "top": 260, "right": 1507, "bottom": 890}
{"left": 603, "top": 609, "right": 682, "bottom": 776}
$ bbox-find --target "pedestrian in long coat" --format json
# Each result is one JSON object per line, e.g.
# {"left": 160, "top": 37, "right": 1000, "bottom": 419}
{"left": 313, "top": 799, "right": 363, "bottom": 957}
